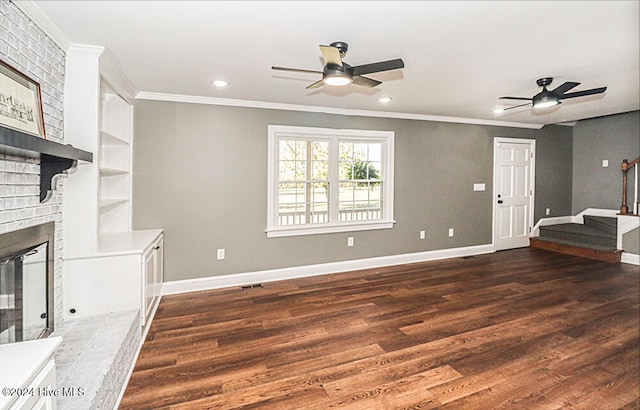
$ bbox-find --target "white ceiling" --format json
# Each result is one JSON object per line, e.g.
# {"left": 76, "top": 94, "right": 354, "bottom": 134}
{"left": 29, "top": 1, "right": 640, "bottom": 127}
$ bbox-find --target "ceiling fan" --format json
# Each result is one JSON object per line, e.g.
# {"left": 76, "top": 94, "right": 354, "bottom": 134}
{"left": 497, "top": 77, "right": 607, "bottom": 111}
{"left": 272, "top": 41, "right": 405, "bottom": 89}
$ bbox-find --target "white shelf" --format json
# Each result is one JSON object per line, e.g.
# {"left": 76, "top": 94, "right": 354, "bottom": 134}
{"left": 99, "top": 198, "right": 129, "bottom": 209}
{"left": 99, "top": 166, "right": 129, "bottom": 175}
{"left": 100, "top": 129, "right": 130, "bottom": 146}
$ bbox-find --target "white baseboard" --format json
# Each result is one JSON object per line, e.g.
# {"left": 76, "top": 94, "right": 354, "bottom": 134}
{"left": 621, "top": 252, "right": 640, "bottom": 266}
{"left": 162, "top": 244, "right": 495, "bottom": 295}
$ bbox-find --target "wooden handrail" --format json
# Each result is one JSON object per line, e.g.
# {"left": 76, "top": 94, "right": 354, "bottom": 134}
{"left": 620, "top": 156, "right": 640, "bottom": 214}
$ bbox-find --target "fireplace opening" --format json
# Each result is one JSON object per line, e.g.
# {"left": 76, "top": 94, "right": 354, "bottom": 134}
{"left": 0, "top": 222, "right": 55, "bottom": 345}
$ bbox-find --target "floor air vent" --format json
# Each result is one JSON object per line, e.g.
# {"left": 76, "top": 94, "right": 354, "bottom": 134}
{"left": 241, "top": 284, "right": 264, "bottom": 290}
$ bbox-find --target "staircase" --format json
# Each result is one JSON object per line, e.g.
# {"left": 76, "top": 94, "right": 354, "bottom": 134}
{"left": 530, "top": 215, "right": 622, "bottom": 263}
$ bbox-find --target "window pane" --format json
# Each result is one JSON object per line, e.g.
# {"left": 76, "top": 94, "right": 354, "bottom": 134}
{"left": 313, "top": 141, "right": 329, "bottom": 161}
{"left": 279, "top": 140, "right": 297, "bottom": 161}
{"left": 311, "top": 182, "right": 329, "bottom": 203}
{"left": 337, "top": 181, "right": 383, "bottom": 222}
{"left": 295, "top": 140, "right": 307, "bottom": 160}
{"left": 312, "top": 160, "right": 327, "bottom": 180}
{"left": 339, "top": 142, "right": 353, "bottom": 161}
{"left": 369, "top": 162, "right": 382, "bottom": 179}
{"left": 368, "top": 144, "right": 382, "bottom": 162}
{"left": 353, "top": 142, "right": 369, "bottom": 162}
{"left": 278, "top": 181, "right": 331, "bottom": 226}
{"left": 295, "top": 160, "right": 307, "bottom": 181}
{"left": 279, "top": 161, "right": 295, "bottom": 181}
{"left": 339, "top": 141, "right": 383, "bottom": 182}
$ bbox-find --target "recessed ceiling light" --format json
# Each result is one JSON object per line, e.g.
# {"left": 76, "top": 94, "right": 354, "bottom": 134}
{"left": 212, "top": 80, "right": 229, "bottom": 87}
{"left": 378, "top": 97, "right": 392, "bottom": 103}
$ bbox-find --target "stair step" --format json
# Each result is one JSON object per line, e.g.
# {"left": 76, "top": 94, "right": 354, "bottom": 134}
{"left": 530, "top": 238, "right": 622, "bottom": 263}
{"left": 539, "top": 223, "right": 616, "bottom": 248}
{"left": 583, "top": 215, "right": 618, "bottom": 236}
{"left": 532, "top": 235, "right": 617, "bottom": 252}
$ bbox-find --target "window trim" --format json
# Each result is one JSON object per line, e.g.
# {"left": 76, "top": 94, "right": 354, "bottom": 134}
{"left": 267, "top": 125, "right": 395, "bottom": 238}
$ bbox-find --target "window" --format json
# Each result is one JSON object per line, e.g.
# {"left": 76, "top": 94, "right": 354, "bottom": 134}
{"left": 267, "top": 125, "right": 395, "bottom": 237}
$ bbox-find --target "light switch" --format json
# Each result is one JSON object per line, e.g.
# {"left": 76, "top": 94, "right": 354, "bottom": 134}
{"left": 602, "top": 160, "right": 609, "bottom": 167}
{"left": 473, "top": 183, "right": 486, "bottom": 191}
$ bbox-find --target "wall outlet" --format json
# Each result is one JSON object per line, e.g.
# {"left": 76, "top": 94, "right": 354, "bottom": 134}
{"left": 546, "top": 208, "right": 550, "bottom": 216}
{"left": 448, "top": 228, "right": 454, "bottom": 237}
{"left": 217, "top": 248, "right": 225, "bottom": 260}
{"left": 419, "top": 230, "right": 426, "bottom": 239}
{"left": 347, "top": 237, "right": 354, "bottom": 247}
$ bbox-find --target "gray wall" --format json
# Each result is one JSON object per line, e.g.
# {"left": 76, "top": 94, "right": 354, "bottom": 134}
{"left": 132, "top": 100, "right": 572, "bottom": 281}
{"left": 572, "top": 111, "right": 640, "bottom": 214}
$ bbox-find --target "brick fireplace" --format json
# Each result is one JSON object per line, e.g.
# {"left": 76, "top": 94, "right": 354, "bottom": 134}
{"left": 0, "top": 0, "right": 67, "bottom": 328}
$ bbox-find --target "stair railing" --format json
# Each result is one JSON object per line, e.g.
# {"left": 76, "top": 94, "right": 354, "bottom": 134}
{"left": 620, "top": 157, "right": 640, "bottom": 215}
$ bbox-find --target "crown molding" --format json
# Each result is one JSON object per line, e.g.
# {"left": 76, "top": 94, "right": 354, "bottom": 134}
{"left": 13, "top": 0, "right": 71, "bottom": 50}
{"left": 99, "top": 48, "right": 138, "bottom": 103}
{"left": 136, "top": 92, "right": 543, "bottom": 130}
{"left": 66, "top": 44, "right": 105, "bottom": 58}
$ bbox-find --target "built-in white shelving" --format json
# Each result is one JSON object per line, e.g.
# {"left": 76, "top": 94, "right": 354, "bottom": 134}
{"left": 63, "top": 46, "right": 163, "bottom": 337}
{"left": 98, "top": 86, "right": 133, "bottom": 233}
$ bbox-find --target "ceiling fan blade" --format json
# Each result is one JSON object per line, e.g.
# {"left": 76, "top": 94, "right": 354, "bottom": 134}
{"left": 501, "top": 102, "right": 533, "bottom": 111}
{"left": 558, "top": 87, "right": 607, "bottom": 100}
{"left": 320, "top": 45, "right": 342, "bottom": 67}
{"left": 351, "top": 75, "right": 382, "bottom": 88}
{"left": 499, "top": 96, "right": 533, "bottom": 101}
{"left": 551, "top": 81, "right": 580, "bottom": 95}
{"left": 351, "top": 59, "right": 405, "bottom": 77}
{"left": 305, "top": 79, "right": 324, "bottom": 90}
{"left": 272, "top": 66, "right": 322, "bottom": 74}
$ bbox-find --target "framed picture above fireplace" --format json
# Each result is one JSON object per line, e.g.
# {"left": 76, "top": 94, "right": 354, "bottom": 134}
{"left": 0, "top": 58, "right": 46, "bottom": 139}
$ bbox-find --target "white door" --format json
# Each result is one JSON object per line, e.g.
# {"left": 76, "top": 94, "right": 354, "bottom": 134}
{"left": 494, "top": 138, "right": 535, "bottom": 250}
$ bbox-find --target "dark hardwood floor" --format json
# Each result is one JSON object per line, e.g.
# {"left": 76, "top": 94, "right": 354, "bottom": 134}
{"left": 120, "top": 248, "right": 640, "bottom": 409}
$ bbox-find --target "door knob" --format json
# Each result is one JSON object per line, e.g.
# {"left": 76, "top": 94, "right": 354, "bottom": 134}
{"left": 497, "top": 200, "right": 503, "bottom": 204}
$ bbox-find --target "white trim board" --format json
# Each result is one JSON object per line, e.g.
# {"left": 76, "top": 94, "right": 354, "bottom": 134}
{"left": 162, "top": 244, "right": 495, "bottom": 295}
{"left": 621, "top": 253, "right": 640, "bottom": 266}
{"left": 136, "top": 91, "right": 543, "bottom": 130}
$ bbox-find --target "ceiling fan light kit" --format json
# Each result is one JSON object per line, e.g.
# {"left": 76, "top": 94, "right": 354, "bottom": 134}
{"left": 272, "top": 41, "right": 404, "bottom": 89}
{"left": 533, "top": 95, "right": 560, "bottom": 109}
{"left": 322, "top": 65, "right": 352, "bottom": 86}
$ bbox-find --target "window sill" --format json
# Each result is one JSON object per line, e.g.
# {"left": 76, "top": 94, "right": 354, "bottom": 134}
{"left": 266, "top": 220, "right": 395, "bottom": 238}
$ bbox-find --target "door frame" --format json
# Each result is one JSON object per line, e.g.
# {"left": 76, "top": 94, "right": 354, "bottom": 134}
{"left": 492, "top": 137, "right": 536, "bottom": 251}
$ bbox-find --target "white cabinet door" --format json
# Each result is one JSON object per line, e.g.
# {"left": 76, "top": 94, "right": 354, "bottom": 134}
{"left": 153, "top": 237, "right": 164, "bottom": 300}
{"left": 142, "top": 247, "right": 155, "bottom": 327}
{"left": 10, "top": 360, "right": 56, "bottom": 410}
